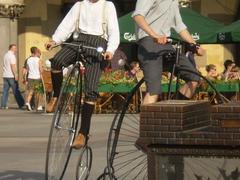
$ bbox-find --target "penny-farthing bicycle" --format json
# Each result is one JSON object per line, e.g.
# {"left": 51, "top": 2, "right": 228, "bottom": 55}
{"left": 45, "top": 42, "right": 104, "bottom": 180}
{"left": 106, "top": 38, "right": 229, "bottom": 179}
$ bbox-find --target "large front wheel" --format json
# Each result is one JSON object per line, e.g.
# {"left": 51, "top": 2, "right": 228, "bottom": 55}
{"left": 107, "top": 79, "right": 148, "bottom": 179}
{"left": 45, "top": 65, "right": 82, "bottom": 180}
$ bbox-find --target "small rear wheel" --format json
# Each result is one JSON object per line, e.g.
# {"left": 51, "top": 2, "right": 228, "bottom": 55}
{"left": 76, "top": 146, "right": 93, "bottom": 180}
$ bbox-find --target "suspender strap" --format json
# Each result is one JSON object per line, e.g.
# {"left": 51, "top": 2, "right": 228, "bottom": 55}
{"left": 101, "top": 0, "right": 108, "bottom": 38}
{"left": 75, "top": 1, "right": 108, "bottom": 38}
{"left": 75, "top": 1, "right": 82, "bottom": 33}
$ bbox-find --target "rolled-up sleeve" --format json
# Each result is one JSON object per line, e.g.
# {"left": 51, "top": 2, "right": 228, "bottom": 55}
{"left": 132, "top": 0, "right": 155, "bottom": 17}
{"left": 173, "top": 6, "right": 187, "bottom": 33}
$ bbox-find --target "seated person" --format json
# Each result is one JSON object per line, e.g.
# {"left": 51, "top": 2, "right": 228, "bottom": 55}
{"left": 205, "top": 64, "right": 220, "bottom": 81}
{"left": 126, "top": 61, "right": 141, "bottom": 79}
{"left": 221, "top": 59, "right": 240, "bottom": 81}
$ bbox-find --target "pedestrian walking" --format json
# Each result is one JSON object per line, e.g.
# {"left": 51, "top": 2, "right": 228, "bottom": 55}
{"left": 1, "top": 44, "right": 25, "bottom": 109}
{"left": 25, "top": 47, "right": 44, "bottom": 111}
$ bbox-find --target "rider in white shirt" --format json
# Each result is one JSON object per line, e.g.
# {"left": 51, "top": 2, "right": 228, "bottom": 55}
{"left": 45, "top": 0, "right": 120, "bottom": 149}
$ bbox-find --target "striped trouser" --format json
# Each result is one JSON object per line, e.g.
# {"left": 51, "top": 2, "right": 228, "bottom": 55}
{"left": 51, "top": 33, "right": 108, "bottom": 101}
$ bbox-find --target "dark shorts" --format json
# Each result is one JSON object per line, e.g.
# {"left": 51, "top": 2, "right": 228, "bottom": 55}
{"left": 137, "top": 37, "right": 200, "bottom": 95}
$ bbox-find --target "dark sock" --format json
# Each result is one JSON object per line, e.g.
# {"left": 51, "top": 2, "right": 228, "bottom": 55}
{"left": 51, "top": 71, "right": 63, "bottom": 98}
{"left": 79, "top": 102, "right": 95, "bottom": 136}
{"left": 176, "top": 91, "right": 190, "bottom": 100}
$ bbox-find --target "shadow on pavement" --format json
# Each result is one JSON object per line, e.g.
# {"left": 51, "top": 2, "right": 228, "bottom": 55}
{"left": 0, "top": 170, "right": 44, "bottom": 180}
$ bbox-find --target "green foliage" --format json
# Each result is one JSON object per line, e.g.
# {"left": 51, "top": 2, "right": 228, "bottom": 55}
{"left": 99, "top": 69, "right": 137, "bottom": 85}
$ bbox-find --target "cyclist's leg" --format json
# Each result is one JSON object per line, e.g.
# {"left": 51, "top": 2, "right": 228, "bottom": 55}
{"left": 83, "top": 59, "right": 103, "bottom": 132}
{"left": 176, "top": 53, "right": 200, "bottom": 99}
{"left": 47, "top": 44, "right": 78, "bottom": 112}
{"left": 138, "top": 37, "right": 171, "bottom": 105}
{"left": 72, "top": 34, "right": 107, "bottom": 149}
{"left": 72, "top": 58, "right": 102, "bottom": 149}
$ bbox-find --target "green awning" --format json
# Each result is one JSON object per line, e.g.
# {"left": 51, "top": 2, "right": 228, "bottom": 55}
{"left": 118, "top": 12, "right": 136, "bottom": 43}
{"left": 216, "top": 20, "right": 240, "bottom": 43}
{"left": 119, "top": 8, "right": 224, "bottom": 44}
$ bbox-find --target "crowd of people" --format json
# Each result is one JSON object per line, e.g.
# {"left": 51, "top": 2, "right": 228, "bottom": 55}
{"left": 205, "top": 59, "right": 240, "bottom": 81}
{"left": 1, "top": 45, "right": 44, "bottom": 111}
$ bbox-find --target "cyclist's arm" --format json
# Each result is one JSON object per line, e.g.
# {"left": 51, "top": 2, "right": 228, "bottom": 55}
{"left": 179, "top": 29, "right": 204, "bottom": 56}
{"left": 178, "top": 29, "right": 196, "bottom": 44}
{"left": 52, "top": 2, "right": 79, "bottom": 44}
{"left": 132, "top": 0, "right": 156, "bottom": 38}
{"left": 106, "top": 2, "right": 120, "bottom": 55}
{"left": 133, "top": 15, "right": 167, "bottom": 44}
{"left": 132, "top": 15, "right": 158, "bottom": 39}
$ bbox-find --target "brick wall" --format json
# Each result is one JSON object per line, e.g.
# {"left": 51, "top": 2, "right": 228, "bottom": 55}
{"left": 139, "top": 100, "right": 240, "bottom": 156}
{"left": 140, "top": 100, "right": 240, "bottom": 179}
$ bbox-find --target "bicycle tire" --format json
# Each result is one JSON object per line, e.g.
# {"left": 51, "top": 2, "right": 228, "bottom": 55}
{"left": 45, "top": 64, "right": 82, "bottom": 180}
{"left": 107, "top": 78, "right": 148, "bottom": 180}
{"left": 76, "top": 146, "right": 93, "bottom": 180}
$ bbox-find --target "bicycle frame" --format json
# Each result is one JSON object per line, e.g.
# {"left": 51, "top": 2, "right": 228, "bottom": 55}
{"left": 167, "top": 38, "right": 225, "bottom": 103}
{"left": 45, "top": 42, "right": 104, "bottom": 180}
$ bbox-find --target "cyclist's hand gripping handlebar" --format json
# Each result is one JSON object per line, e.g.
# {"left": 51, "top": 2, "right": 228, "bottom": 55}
{"left": 45, "top": 40, "right": 57, "bottom": 51}
{"left": 45, "top": 42, "right": 105, "bottom": 54}
{"left": 167, "top": 37, "right": 203, "bottom": 55}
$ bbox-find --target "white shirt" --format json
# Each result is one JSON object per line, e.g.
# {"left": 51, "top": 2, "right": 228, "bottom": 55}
{"left": 27, "top": 56, "right": 41, "bottom": 79}
{"left": 52, "top": 0, "right": 120, "bottom": 54}
{"left": 3, "top": 50, "right": 16, "bottom": 78}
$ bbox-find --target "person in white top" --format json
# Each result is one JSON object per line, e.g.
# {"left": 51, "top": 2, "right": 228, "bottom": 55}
{"left": 1, "top": 44, "right": 25, "bottom": 109}
{"left": 25, "top": 47, "right": 43, "bottom": 111}
{"left": 45, "top": 0, "right": 120, "bottom": 149}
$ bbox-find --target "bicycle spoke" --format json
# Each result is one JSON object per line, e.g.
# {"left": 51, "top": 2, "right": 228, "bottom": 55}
{"left": 117, "top": 156, "right": 147, "bottom": 180}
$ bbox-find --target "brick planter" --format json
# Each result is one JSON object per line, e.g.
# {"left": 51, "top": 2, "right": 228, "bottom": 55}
{"left": 139, "top": 100, "right": 240, "bottom": 180}
{"left": 140, "top": 100, "right": 211, "bottom": 131}
{"left": 211, "top": 102, "right": 240, "bottom": 132}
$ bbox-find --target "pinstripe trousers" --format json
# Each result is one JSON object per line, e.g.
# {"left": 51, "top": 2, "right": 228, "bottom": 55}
{"left": 51, "top": 33, "right": 108, "bottom": 101}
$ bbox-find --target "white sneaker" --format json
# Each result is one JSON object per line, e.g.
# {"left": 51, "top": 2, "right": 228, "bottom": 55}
{"left": 37, "top": 106, "right": 43, "bottom": 111}
{"left": 26, "top": 103, "right": 32, "bottom": 111}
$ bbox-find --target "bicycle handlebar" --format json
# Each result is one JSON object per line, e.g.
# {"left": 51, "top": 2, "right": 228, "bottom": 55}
{"left": 167, "top": 37, "right": 200, "bottom": 53}
{"left": 49, "top": 42, "right": 105, "bottom": 54}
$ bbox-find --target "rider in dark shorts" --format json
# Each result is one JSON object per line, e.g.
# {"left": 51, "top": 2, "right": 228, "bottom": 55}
{"left": 132, "top": 0, "right": 204, "bottom": 104}
{"left": 138, "top": 37, "right": 200, "bottom": 95}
